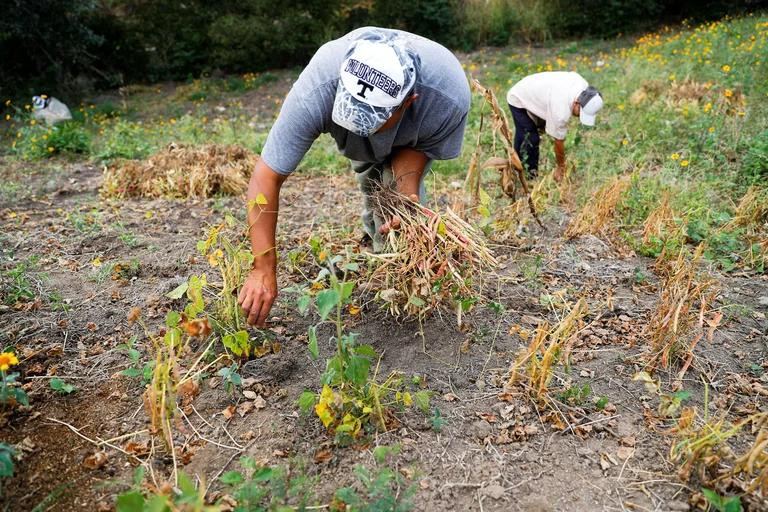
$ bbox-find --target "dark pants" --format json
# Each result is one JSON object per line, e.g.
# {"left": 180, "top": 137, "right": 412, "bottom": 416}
{"left": 508, "top": 104, "right": 540, "bottom": 177}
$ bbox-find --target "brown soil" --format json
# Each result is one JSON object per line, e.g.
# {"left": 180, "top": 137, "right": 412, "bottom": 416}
{"left": 0, "top": 153, "right": 766, "bottom": 512}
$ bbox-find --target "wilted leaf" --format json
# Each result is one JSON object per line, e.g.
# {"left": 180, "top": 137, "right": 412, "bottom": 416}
{"left": 632, "top": 371, "right": 660, "bottom": 395}
{"left": 166, "top": 282, "right": 188, "bottom": 300}
{"left": 237, "top": 401, "right": 255, "bottom": 417}
{"left": 616, "top": 446, "right": 635, "bottom": 460}
{"left": 127, "top": 307, "right": 141, "bottom": 324}
{"left": 313, "top": 448, "right": 332, "bottom": 464}
{"left": 83, "top": 451, "right": 109, "bottom": 470}
{"left": 177, "top": 379, "right": 200, "bottom": 399}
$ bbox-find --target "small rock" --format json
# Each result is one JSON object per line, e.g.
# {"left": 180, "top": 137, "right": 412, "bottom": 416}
{"left": 667, "top": 500, "right": 690, "bottom": 511}
{"left": 758, "top": 296, "right": 768, "bottom": 307}
{"left": 481, "top": 483, "right": 505, "bottom": 500}
{"left": 470, "top": 420, "right": 493, "bottom": 440}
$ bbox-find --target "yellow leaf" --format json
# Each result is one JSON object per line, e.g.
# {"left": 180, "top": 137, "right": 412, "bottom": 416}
{"left": 320, "top": 384, "right": 334, "bottom": 403}
{"left": 91, "top": 257, "right": 102, "bottom": 267}
{"left": 315, "top": 402, "right": 334, "bottom": 428}
{"left": 437, "top": 221, "right": 447, "bottom": 236}
{"left": 207, "top": 248, "right": 223, "bottom": 267}
{"left": 144, "top": 211, "right": 153, "bottom": 219}
{"left": 348, "top": 304, "right": 361, "bottom": 316}
{"left": 632, "top": 371, "right": 659, "bottom": 395}
{"left": 362, "top": 406, "right": 372, "bottom": 414}
{"left": 403, "top": 392, "right": 412, "bottom": 407}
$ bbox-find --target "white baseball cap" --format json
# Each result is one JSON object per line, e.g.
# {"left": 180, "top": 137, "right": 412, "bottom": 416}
{"left": 332, "top": 30, "right": 419, "bottom": 137}
{"left": 577, "top": 86, "right": 604, "bottom": 126}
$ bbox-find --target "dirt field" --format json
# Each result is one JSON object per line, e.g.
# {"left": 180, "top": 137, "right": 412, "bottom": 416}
{"left": 1, "top": 147, "right": 766, "bottom": 511}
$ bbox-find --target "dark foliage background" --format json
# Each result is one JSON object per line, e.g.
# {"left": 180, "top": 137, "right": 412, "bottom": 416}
{"left": 1, "top": 0, "right": 765, "bottom": 99}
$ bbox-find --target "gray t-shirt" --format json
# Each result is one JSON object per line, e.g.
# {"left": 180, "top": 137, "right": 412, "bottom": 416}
{"left": 261, "top": 27, "right": 471, "bottom": 175}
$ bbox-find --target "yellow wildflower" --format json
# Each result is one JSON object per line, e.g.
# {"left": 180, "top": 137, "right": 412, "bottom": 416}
{"left": 670, "top": 153, "right": 680, "bottom": 160}
{"left": 724, "top": 89, "right": 733, "bottom": 98}
{"left": 622, "top": 138, "right": 629, "bottom": 146}
{"left": 708, "top": 126, "right": 715, "bottom": 133}
{"left": 0, "top": 352, "right": 19, "bottom": 372}
{"left": 721, "top": 64, "right": 731, "bottom": 72}
{"left": 680, "top": 160, "right": 689, "bottom": 167}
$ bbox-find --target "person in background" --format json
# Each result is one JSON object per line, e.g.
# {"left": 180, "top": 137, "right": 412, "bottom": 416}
{"left": 238, "top": 27, "right": 470, "bottom": 327}
{"left": 506, "top": 71, "right": 603, "bottom": 182}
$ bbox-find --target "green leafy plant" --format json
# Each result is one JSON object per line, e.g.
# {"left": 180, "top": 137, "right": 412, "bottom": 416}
{"left": 701, "top": 488, "right": 742, "bottom": 512}
{"left": 1, "top": 259, "right": 38, "bottom": 305}
{"left": 49, "top": 377, "right": 77, "bottom": 395}
{"left": 116, "top": 467, "right": 214, "bottom": 512}
{"left": 298, "top": 250, "right": 429, "bottom": 441}
{"left": 1, "top": 350, "right": 28, "bottom": 409}
{"left": 430, "top": 408, "right": 445, "bottom": 433}
{"left": 117, "top": 337, "right": 153, "bottom": 385}
{"left": 0, "top": 442, "right": 17, "bottom": 496}
{"left": 217, "top": 363, "right": 242, "bottom": 395}
{"left": 219, "top": 456, "right": 315, "bottom": 511}
{"left": 331, "top": 453, "right": 419, "bottom": 512}
{"left": 558, "top": 383, "right": 591, "bottom": 406}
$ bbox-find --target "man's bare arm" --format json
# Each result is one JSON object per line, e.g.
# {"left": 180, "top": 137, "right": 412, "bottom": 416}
{"left": 391, "top": 147, "right": 429, "bottom": 198}
{"left": 237, "top": 160, "right": 287, "bottom": 326}
{"left": 553, "top": 138, "right": 566, "bottom": 182}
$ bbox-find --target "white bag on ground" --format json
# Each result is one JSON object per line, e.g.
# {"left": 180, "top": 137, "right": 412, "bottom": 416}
{"left": 32, "top": 96, "right": 72, "bottom": 125}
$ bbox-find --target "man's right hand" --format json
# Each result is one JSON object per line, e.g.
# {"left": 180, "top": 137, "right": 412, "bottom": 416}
{"left": 238, "top": 265, "right": 277, "bottom": 327}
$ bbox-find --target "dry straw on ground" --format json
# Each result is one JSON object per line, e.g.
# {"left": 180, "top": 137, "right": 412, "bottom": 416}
{"left": 366, "top": 187, "right": 497, "bottom": 319}
{"left": 565, "top": 174, "right": 632, "bottom": 239}
{"left": 644, "top": 245, "right": 720, "bottom": 383}
{"left": 102, "top": 143, "right": 256, "bottom": 198}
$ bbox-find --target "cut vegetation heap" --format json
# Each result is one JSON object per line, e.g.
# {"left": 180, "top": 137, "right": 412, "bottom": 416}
{"left": 101, "top": 143, "right": 256, "bottom": 199}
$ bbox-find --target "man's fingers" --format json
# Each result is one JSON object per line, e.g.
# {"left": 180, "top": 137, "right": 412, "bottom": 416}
{"left": 408, "top": 193, "right": 419, "bottom": 202}
{"left": 240, "top": 291, "right": 254, "bottom": 315}
{"left": 256, "top": 294, "right": 275, "bottom": 327}
{"left": 237, "top": 286, "right": 247, "bottom": 305}
{"left": 247, "top": 297, "right": 263, "bottom": 326}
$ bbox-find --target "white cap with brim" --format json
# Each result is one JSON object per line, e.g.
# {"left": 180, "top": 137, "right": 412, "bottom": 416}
{"left": 577, "top": 86, "right": 604, "bottom": 127}
{"left": 332, "top": 30, "right": 418, "bottom": 137}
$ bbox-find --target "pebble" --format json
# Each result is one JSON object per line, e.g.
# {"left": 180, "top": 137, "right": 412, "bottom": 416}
{"left": 469, "top": 420, "right": 493, "bottom": 440}
{"left": 758, "top": 296, "right": 768, "bottom": 307}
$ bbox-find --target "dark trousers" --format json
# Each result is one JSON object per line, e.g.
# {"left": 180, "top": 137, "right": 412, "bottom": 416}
{"left": 508, "top": 104, "right": 540, "bottom": 177}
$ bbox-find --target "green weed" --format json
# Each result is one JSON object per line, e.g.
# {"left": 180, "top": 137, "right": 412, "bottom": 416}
{"left": 0, "top": 442, "right": 16, "bottom": 496}
{"left": 49, "top": 377, "right": 77, "bottom": 395}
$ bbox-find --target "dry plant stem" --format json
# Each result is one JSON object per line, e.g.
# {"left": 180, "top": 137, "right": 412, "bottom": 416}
{"left": 463, "top": 105, "right": 486, "bottom": 206}
{"left": 470, "top": 78, "right": 543, "bottom": 229}
{"left": 565, "top": 174, "right": 632, "bottom": 239}
{"left": 47, "top": 418, "right": 135, "bottom": 457}
{"left": 644, "top": 245, "right": 718, "bottom": 381}
{"left": 369, "top": 187, "right": 497, "bottom": 318}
